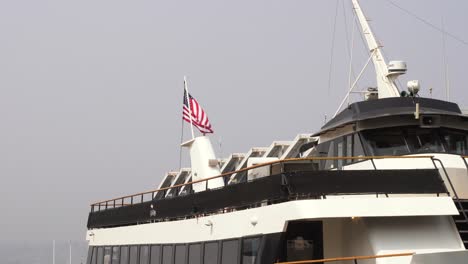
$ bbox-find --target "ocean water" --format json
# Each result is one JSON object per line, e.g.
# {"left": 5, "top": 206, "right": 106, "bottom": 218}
{"left": 0, "top": 241, "right": 88, "bottom": 264}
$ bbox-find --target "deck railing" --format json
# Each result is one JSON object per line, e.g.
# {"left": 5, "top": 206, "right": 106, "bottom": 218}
{"left": 90, "top": 155, "right": 440, "bottom": 212}
{"left": 275, "top": 252, "right": 414, "bottom": 264}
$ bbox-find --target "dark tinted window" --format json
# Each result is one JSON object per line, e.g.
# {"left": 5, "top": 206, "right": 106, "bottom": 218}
{"left": 175, "top": 245, "right": 186, "bottom": 264}
{"left": 406, "top": 128, "right": 444, "bottom": 153}
{"left": 242, "top": 237, "right": 261, "bottom": 264}
{"left": 364, "top": 128, "right": 409, "bottom": 156}
{"left": 221, "top": 240, "right": 239, "bottom": 264}
{"left": 97, "top": 247, "right": 104, "bottom": 264}
{"left": 150, "top": 246, "right": 161, "bottom": 264}
{"left": 92, "top": 247, "right": 98, "bottom": 264}
{"left": 104, "top": 247, "right": 112, "bottom": 264}
{"left": 87, "top": 247, "right": 95, "bottom": 264}
{"left": 188, "top": 244, "right": 201, "bottom": 264}
{"left": 129, "top": 246, "right": 138, "bottom": 264}
{"left": 324, "top": 141, "right": 335, "bottom": 169}
{"left": 337, "top": 140, "right": 344, "bottom": 169}
{"left": 121, "top": 246, "right": 129, "bottom": 264}
{"left": 442, "top": 129, "right": 468, "bottom": 155}
{"left": 354, "top": 133, "right": 365, "bottom": 157}
{"left": 361, "top": 127, "right": 455, "bottom": 156}
{"left": 140, "top": 246, "right": 150, "bottom": 264}
{"left": 204, "top": 242, "right": 218, "bottom": 264}
{"left": 112, "top": 247, "right": 120, "bottom": 264}
{"left": 346, "top": 135, "right": 353, "bottom": 164}
{"left": 162, "top": 245, "right": 174, "bottom": 264}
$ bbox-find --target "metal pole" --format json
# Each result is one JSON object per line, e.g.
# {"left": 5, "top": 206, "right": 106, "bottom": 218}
{"left": 184, "top": 76, "right": 195, "bottom": 139}
{"left": 69, "top": 240, "right": 72, "bottom": 264}
{"left": 351, "top": 0, "right": 400, "bottom": 98}
{"left": 52, "top": 240, "right": 55, "bottom": 264}
{"left": 334, "top": 50, "right": 375, "bottom": 117}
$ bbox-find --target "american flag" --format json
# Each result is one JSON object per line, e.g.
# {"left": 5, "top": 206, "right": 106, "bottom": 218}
{"left": 183, "top": 89, "right": 214, "bottom": 134}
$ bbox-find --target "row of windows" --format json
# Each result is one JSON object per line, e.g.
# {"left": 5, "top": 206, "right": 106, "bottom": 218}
{"left": 87, "top": 237, "right": 261, "bottom": 264}
{"left": 317, "top": 133, "right": 366, "bottom": 170}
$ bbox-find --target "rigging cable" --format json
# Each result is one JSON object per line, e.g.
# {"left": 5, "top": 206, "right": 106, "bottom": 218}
{"left": 341, "top": 0, "right": 357, "bottom": 100}
{"left": 341, "top": 0, "right": 353, "bottom": 64}
{"left": 347, "top": 16, "right": 356, "bottom": 105}
{"left": 440, "top": 7, "right": 450, "bottom": 101}
{"left": 326, "top": 0, "right": 340, "bottom": 97}
{"left": 384, "top": 0, "right": 468, "bottom": 47}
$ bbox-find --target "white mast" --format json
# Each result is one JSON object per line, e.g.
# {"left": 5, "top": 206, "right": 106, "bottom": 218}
{"left": 351, "top": 0, "right": 404, "bottom": 99}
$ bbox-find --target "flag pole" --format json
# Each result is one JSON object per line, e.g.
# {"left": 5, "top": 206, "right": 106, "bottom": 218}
{"left": 52, "top": 240, "right": 55, "bottom": 264}
{"left": 184, "top": 76, "right": 195, "bottom": 139}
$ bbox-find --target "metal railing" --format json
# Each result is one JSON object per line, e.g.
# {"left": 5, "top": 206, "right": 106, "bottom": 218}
{"left": 462, "top": 156, "right": 468, "bottom": 172}
{"left": 90, "top": 155, "right": 439, "bottom": 212}
{"left": 431, "top": 157, "right": 468, "bottom": 223}
{"left": 274, "top": 252, "right": 414, "bottom": 264}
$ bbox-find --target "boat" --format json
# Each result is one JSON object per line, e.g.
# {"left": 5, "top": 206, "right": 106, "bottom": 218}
{"left": 84, "top": 1, "right": 468, "bottom": 263}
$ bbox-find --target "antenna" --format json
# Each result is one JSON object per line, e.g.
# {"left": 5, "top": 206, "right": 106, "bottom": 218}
{"left": 351, "top": 0, "right": 403, "bottom": 99}
{"left": 52, "top": 240, "right": 56, "bottom": 264}
{"left": 69, "top": 240, "right": 72, "bottom": 264}
{"left": 218, "top": 136, "right": 223, "bottom": 159}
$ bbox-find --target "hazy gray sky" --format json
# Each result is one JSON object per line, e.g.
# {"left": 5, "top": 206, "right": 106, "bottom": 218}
{"left": 0, "top": 0, "right": 467, "bottom": 261}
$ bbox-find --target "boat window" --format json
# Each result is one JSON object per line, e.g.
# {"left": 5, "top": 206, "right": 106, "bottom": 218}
{"left": 353, "top": 133, "right": 365, "bottom": 157}
{"left": 150, "top": 245, "right": 161, "bottom": 264}
{"left": 112, "top": 247, "right": 120, "bottom": 264}
{"left": 140, "top": 246, "right": 150, "bottom": 264}
{"left": 241, "top": 237, "right": 261, "bottom": 264}
{"left": 346, "top": 135, "right": 353, "bottom": 164}
{"left": 104, "top": 247, "right": 112, "bottom": 264}
{"left": 129, "top": 246, "right": 138, "bottom": 264}
{"left": 121, "top": 246, "right": 129, "bottom": 264}
{"left": 405, "top": 128, "right": 444, "bottom": 153}
{"left": 87, "top": 247, "right": 95, "bottom": 264}
{"left": 337, "top": 140, "right": 344, "bottom": 169}
{"left": 175, "top": 245, "right": 187, "bottom": 264}
{"left": 97, "top": 247, "right": 104, "bottom": 264}
{"left": 203, "top": 242, "right": 219, "bottom": 264}
{"left": 363, "top": 128, "right": 409, "bottom": 156}
{"left": 221, "top": 239, "right": 239, "bottom": 264}
{"left": 188, "top": 244, "right": 201, "bottom": 264}
{"left": 286, "top": 237, "right": 314, "bottom": 261}
{"left": 324, "top": 142, "right": 335, "bottom": 169}
{"left": 284, "top": 221, "right": 323, "bottom": 261}
{"left": 361, "top": 126, "right": 468, "bottom": 156}
{"left": 442, "top": 129, "right": 468, "bottom": 155}
{"left": 162, "top": 245, "right": 174, "bottom": 264}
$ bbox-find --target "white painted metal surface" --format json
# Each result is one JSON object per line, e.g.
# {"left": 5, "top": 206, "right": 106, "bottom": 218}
{"left": 181, "top": 136, "right": 223, "bottom": 192}
{"left": 351, "top": 0, "right": 402, "bottom": 99}
{"left": 228, "top": 147, "right": 267, "bottom": 184}
{"left": 220, "top": 153, "right": 245, "bottom": 173}
{"left": 247, "top": 157, "right": 278, "bottom": 180}
{"left": 279, "top": 134, "right": 314, "bottom": 159}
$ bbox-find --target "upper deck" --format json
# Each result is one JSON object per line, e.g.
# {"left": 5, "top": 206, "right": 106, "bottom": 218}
{"left": 87, "top": 155, "right": 460, "bottom": 229}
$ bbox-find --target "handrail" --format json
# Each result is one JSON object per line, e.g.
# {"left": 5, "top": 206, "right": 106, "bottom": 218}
{"left": 90, "top": 155, "right": 434, "bottom": 207}
{"left": 461, "top": 156, "right": 468, "bottom": 179}
{"left": 432, "top": 158, "right": 468, "bottom": 225}
{"left": 275, "top": 252, "right": 414, "bottom": 264}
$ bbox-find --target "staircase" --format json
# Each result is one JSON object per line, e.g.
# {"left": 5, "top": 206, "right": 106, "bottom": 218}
{"left": 453, "top": 199, "right": 468, "bottom": 249}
